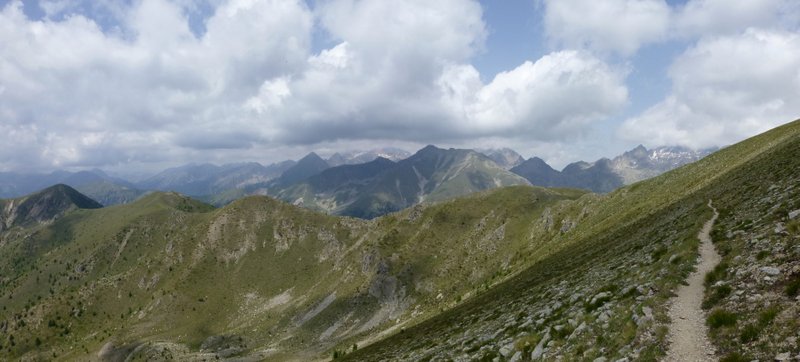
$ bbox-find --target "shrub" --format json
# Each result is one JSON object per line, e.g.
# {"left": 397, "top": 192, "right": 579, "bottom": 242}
{"left": 721, "top": 352, "right": 750, "bottom": 362}
{"left": 757, "top": 305, "right": 780, "bottom": 327}
{"left": 739, "top": 324, "right": 759, "bottom": 343}
{"left": 702, "top": 284, "right": 732, "bottom": 309}
{"left": 785, "top": 275, "right": 800, "bottom": 297}
{"left": 704, "top": 262, "right": 728, "bottom": 287}
{"left": 787, "top": 220, "right": 800, "bottom": 234}
{"left": 707, "top": 309, "right": 737, "bottom": 329}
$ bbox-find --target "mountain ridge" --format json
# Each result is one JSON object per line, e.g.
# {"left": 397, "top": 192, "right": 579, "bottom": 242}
{"left": 511, "top": 145, "right": 713, "bottom": 193}
{"left": 0, "top": 184, "right": 102, "bottom": 232}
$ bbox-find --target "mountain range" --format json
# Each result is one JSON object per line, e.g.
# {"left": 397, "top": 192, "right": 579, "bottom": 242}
{"left": 270, "top": 145, "right": 530, "bottom": 218}
{"left": 325, "top": 147, "right": 411, "bottom": 167}
{"left": 0, "top": 169, "right": 143, "bottom": 206}
{"left": 510, "top": 145, "right": 714, "bottom": 193}
{"left": 0, "top": 120, "right": 797, "bottom": 361}
{"left": 0, "top": 145, "right": 712, "bottom": 218}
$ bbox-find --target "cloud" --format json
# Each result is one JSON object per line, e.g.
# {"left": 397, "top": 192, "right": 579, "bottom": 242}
{"left": 246, "top": 2, "right": 627, "bottom": 145}
{"left": 540, "top": 0, "right": 671, "bottom": 56}
{"left": 0, "top": 0, "right": 313, "bottom": 171}
{"left": 673, "top": 0, "right": 800, "bottom": 37}
{"left": 619, "top": 29, "right": 800, "bottom": 148}
{"left": 0, "top": 0, "right": 630, "bottom": 172}
{"left": 439, "top": 51, "right": 628, "bottom": 139}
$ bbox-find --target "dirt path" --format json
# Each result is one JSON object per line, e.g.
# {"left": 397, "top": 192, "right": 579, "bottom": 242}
{"left": 665, "top": 200, "right": 720, "bottom": 361}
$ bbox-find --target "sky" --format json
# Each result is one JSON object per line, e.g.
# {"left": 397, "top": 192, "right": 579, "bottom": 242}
{"left": 1, "top": 0, "right": 799, "bottom": 176}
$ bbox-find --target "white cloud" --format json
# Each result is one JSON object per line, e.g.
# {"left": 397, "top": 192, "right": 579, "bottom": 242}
{"left": 245, "top": 6, "right": 627, "bottom": 145}
{"left": 0, "top": 0, "right": 313, "bottom": 171}
{"left": 673, "top": 0, "right": 800, "bottom": 37}
{"left": 541, "top": 0, "right": 671, "bottom": 56}
{"left": 620, "top": 29, "right": 800, "bottom": 148}
{"left": 0, "top": 0, "right": 631, "bottom": 172}
{"left": 440, "top": 51, "right": 628, "bottom": 139}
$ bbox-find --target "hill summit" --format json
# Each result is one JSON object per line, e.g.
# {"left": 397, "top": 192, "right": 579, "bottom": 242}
{"left": 0, "top": 184, "right": 102, "bottom": 231}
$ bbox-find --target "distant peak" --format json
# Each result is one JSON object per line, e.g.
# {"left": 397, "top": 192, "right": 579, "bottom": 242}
{"left": 298, "top": 152, "right": 326, "bottom": 163}
{"left": 372, "top": 156, "right": 395, "bottom": 164}
{"left": 419, "top": 145, "right": 440, "bottom": 152}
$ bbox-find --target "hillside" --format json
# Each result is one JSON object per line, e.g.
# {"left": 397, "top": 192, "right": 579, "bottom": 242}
{"left": 0, "top": 180, "right": 585, "bottom": 360}
{"left": 0, "top": 184, "right": 102, "bottom": 232}
{"left": 346, "top": 119, "right": 800, "bottom": 361}
{"left": 1, "top": 120, "right": 798, "bottom": 361}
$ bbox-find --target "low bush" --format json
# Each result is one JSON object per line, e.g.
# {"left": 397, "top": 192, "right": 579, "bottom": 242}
{"left": 707, "top": 309, "right": 737, "bottom": 329}
{"left": 739, "top": 324, "right": 759, "bottom": 343}
{"left": 785, "top": 275, "right": 800, "bottom": 297}
{"left": 720, "top": 352, "right": 750, "bottom": 362}
{"left": 702, "top": 284, "right": 732, "bottom": 309}
{"left": 704, "top": 262, "right": 728, "bottom": 287}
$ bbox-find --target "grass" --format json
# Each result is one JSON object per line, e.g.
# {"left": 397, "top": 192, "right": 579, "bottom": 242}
{"left": 720, "top": 352, "right": 750, "bottom": 362}
{"left": 702, "top": 284, "right": 732, "bottom": 309}
{"left": 707, "top": 309, "right": 738, "bottom": 329}
{"left": 785, "top": 275, "right": 800, "bottom": 297}
{"left": 704, "top": 262, "right": 728, "bottom": 287}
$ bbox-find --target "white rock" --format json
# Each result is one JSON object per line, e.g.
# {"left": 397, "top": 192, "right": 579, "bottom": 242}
{"left": 499, "top": 343, "right": 514, "bottom": 357}
{"left": 510, "top": 351, "right": 523, "bottom": 362}
{"left": 788, "top": 209, "right": 800, "bottom": 219}
{"left": 760, "top": 266, "right": 781, "bottom": 275}
{"left": 531, "top": 340, "right": 547, "bottom": 360}
{"left": 593, "top": 358, "right": 607, "bottom": 362}
{"left": 775, "top": 352, "right": 790, "bottom": 361}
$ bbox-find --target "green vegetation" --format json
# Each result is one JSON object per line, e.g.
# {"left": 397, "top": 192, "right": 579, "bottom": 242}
{"left": 720, "top": 352, "right": 750, "bottom": 362}
{"left": 704, "top": 262, "right": 728, "bottom": 287}
{"left": 785, "top": 275, "right": 800, "bottom": 297}
{"left": 707, "top": 309, "right": 738, "bottom": 329}
{"left": 702, "top": 284, "right": 731, "bottom": 309}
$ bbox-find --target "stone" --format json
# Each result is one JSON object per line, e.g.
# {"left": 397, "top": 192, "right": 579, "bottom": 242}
{"left": 510, "top": 351, "right": 523, "bottom": 362}
{"left": 568, "top": 322, "right": 587, "bottom": 339}
{"left": 789, "top": 209, "right": 800, "bottom": 219}
{"left": 775, "top": 352, "right": 790, "bottom": 361}
{"left": 499, "top": 343, "right": 514, "bottom": 357}
{"left": 593, "top": 358, "right": 607, "bottom": 362}
{"left": 590, "top": 292, "right": 612, "bottom": 305}
{"left": 531, "top": 339, "right": 547, "bottom": 360}
{"left": 760, "top": 266, "right": 781, "bottom": 275}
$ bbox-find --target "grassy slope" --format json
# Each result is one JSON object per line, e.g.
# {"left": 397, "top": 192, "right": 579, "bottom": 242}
{"left": 0, "top": 184, "right": 586, "bottom": 360}
{"left": 345, "top": 119, "right": 800, "bottom": 360}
